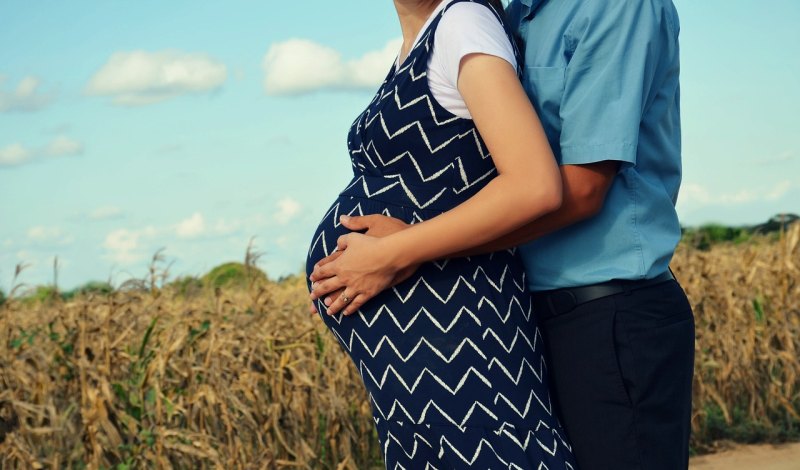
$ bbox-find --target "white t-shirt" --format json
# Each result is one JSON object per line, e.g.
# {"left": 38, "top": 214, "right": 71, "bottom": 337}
{"left": 394, "top": 0, "right": 518, "bottom": 120}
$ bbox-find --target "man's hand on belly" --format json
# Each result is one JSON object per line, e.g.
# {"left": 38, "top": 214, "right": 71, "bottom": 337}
{"left": 309, "top": 214, "right": 413, "bottom": 315}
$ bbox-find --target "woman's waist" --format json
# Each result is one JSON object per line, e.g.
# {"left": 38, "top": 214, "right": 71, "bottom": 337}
{"left": 339, "top": 174, "right": 475, "bottom": 214}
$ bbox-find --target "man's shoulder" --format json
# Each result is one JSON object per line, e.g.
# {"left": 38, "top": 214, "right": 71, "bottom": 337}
{"left": 569, "top": 0, "right": 676, "bottom": 18}
{"left": 563, "top": 0, "right": 678, "bottom": 39}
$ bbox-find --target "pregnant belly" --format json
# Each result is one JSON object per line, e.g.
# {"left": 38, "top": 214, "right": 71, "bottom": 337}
{"left": 305, "top": 196, "right": 422, "bottom": 283}
{"left": 305, "top": 194, "right": 532, "bottom": 341}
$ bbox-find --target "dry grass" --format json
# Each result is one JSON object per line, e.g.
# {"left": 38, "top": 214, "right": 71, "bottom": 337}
{"left": 1, "top": 225, "right": 799, "bottom": 468}
{"left": 676, "top": 223, "right": 800, "bottom": 450}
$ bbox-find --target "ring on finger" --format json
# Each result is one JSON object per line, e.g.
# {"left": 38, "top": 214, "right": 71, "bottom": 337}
{"left": 340, "top": 292, "right": 353, "bottom": 304}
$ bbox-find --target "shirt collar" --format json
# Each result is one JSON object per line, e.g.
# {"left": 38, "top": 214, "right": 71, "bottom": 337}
{"left": 519, "top": 0, "right": 546, "bottom": 19}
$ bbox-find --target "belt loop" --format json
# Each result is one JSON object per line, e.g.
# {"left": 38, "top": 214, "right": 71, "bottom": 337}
{"left": 622, "top": 280, "right": 633, "bottom": 296}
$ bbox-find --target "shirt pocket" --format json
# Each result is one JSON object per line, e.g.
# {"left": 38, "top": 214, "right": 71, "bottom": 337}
{"left": 524, "top": 66, "right": 566, "bottom": 160}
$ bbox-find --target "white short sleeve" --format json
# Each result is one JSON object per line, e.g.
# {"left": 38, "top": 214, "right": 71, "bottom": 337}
{"left": 428, "top": 2, "right": 518, "bottom": 119}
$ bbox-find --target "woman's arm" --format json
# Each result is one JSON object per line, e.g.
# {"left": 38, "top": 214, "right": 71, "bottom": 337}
{"left": 335, "top": 160, "right": 619, "bottom": 254}
{"left": 307, "top": 162, "right": 618, "bottom": 316}
{"left": 310, "top": 53, "right": 560, "bottom": 315}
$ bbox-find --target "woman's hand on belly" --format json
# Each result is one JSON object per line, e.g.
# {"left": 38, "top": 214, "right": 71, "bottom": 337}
{"left": 309, "top": 214, "right": 415, "bottom": 316}
{"left": 309, "top": 233, "right": 401, "bottom": 316}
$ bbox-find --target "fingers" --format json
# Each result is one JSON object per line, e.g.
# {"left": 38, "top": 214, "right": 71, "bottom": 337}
{"left": 309, "top": 276, "right": 346, "bottom": 300}
{"left": 315, "top": 288, "right": 374, "bottom": 317}
{"left": 325, "top": 289, "right": 362, "bottom": 316}
{"left": 309, "top": 301, "right": 318, "bottom": 316}
{"left": 339, "top": 214, "right": 372, "bottom": 231}
{"left": 316, "top": 249, "right": 343, "bottom": 268}
{"left": 336, "top": 234, "right": 351, "bottom": 252}
{"left": 309, "top": 250, "right": 342, "bottom": 282}
{"left": 310, "top": 261, "right": 336, "bottom": 282}
{"left": 340, "top": 292, "right": 373, "bottom": 316}
{"left": 310, "top": 250, "right": 341, "bottom": 281}
{"left": 316, "top": 287, "right": 344, "bottom": 312}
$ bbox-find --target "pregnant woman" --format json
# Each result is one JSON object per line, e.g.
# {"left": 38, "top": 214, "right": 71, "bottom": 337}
{"left": 306, "top": 0, "right": 576, "bottom": 467}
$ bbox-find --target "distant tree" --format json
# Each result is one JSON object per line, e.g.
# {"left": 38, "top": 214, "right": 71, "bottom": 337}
{"left": 682, "top": 224, "right": 750, "bottom": 250}
{"left": 682, "top": 213, "right": 800, "bottom": 250}
{"left": 277, "top": 273, "right": 302, "bottom": 284}
{"left": 752, "top": 213, "right": 800, "bottom": 234}
{"left": 0, "top": 288, "right": 6, "bottom": 306}
{"left": 62, "top": 281, "right": 115, "bottom": 300}
{"left": 21, "top": 285, "right": 60, "bottom": 304}
{"left": 79, "top": 281, "right": 114, "bottom": 295}
{"left": 167, "top": 275, "right": 204, "bottom": 297}
{"left": 202, "top": 262, "right": 268, "bottom": 289}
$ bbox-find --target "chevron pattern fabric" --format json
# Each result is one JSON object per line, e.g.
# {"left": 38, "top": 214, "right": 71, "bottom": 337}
{"left": 306, "top": 1, "right": 576, "bottom": 467}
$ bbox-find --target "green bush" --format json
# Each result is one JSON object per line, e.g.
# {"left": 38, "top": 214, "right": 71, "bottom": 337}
{"left": 202, "top": 262, "right": 267, "bottom": 289}
{"left": 682, "top": 224, "right": 751, "bottom": 250}
{"left": 167, "top": 275, "right": 204, "bottom": 297}
{"left": 0, "top": 288, "right": 6, "bottom": 306}
{"left": 693, "top": 403, "right": 800, "bottom": 452}
{"left": 20, "top": 285, "right": 60, "bottom": 305}
{"left": 62, "top": 281, "right": 115, "bottom": 300}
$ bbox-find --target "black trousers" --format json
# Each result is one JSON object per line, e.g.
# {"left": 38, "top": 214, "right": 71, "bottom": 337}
{"left": 537, "top": 279, "right": 695, "bottom": 470}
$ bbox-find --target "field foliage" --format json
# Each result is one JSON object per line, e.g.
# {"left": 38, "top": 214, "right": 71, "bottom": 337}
{"left": 1, "top": 226, "right": 799, "bottom": 468}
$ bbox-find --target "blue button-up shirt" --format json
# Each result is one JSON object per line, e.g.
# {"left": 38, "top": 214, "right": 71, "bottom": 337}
{"left": 507, "top": 0, "right": 683, "bottom": 291}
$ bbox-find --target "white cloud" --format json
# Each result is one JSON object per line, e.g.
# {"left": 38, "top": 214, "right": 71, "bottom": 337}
{"left": 0, "top": 143, "right": 33, "bottom": 166}
{"left": 0, "top": 135, "right": 84, "bottom": 168}
{"left": 211, "top": 218, "right": 241, "bottom": 236}
{"left": 103, "top": 226, "right": 157, "bottom": 264}
{"left": 173, "top": 213, "right": 243, "bottom": 239}
{"left": 104, "top": 229, "right": 141, "bottom": 263}
{"left": 263, "top": 38, "right": 401, "bottom": 95}
{"left": 274, "top": 197, "right": 301, "bottom": 224}
{"left": 28, "top": 226, "right": 62, "bottom": 241}
{"left": 86, "top": 50, "right": 228, "bottom": 106}
{"left": 678, "top": 181, "right": 797, "bottom": 210}
{"left": 176, "top": 212, "right": 206, "bottom": 239}
{"left": 102, "top": 214, "right": 243, "bottom": 266}
{"left": 26, "top": 225, "right": 74, "bottom": 246}
{"left": 756, "top": 150, "right": 796, "bottom": 166}
{"left": 0, "top": 75, "right": 54, "bottom": 112}
{"left": 90, "top": 205, "right": 124, "bottom": 220}
{"left": 765, "top": 180, "right": 793, "bottom": 201}
{"left": 276, "top": 235, "right": 291, "bottom": 248}
{"left": 44, "top": 135, "right": 84, "bottom": 157}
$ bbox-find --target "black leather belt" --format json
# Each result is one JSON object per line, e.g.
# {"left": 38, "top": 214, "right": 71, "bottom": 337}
{"left": 531, "top": 270, "right": 675, "bottom": 320}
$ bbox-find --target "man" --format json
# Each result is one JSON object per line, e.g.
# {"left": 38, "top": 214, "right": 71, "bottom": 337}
{"left": 310, "top": 0, "right": 695, "bottom": 468}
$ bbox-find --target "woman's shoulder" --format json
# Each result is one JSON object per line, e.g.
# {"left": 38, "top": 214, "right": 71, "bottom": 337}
{"left": 437, "top": 1, "right": 506, "bottom": 35}
{"left": 432, "top": 0, "right": 516, "bottom": 68}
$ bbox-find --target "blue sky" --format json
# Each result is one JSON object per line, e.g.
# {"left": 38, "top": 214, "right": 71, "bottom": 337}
{"left": 1, "top": 0, "right": 798, "bottom": 291}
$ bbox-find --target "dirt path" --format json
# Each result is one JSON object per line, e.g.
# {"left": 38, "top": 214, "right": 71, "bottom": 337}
{"left": 690, "top": 443, "right": 800, "bottom": 470}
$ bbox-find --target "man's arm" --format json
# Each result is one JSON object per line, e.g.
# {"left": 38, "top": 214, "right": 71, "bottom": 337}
{"left": 454, "top": 160, "right": 618, "bottom": 256}
{"left": 308, "top": 160, "right": 617, "bottom": 315}
{"left": 330, "top": 160, "right": 617, "bottom": 258}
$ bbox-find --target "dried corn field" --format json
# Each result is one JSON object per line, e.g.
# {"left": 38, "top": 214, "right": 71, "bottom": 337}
{"left": 1, "top": 225, "right": 799, "bottom": 469}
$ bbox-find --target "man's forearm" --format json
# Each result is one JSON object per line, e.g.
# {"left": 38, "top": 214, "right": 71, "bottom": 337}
{"left": 452, "top": 196, "right": 590, "bottom": 256}
{"left": 452, "top": 161, "right": 619, "bottom": 257}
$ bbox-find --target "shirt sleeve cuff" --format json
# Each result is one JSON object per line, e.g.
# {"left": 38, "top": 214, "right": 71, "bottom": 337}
{"left": 559, "top": 141, "right": 637, "bottom": 167}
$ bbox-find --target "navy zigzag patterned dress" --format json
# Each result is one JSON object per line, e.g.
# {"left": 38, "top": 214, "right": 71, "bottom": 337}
{"left": 306, "top": 1, "right": 576, "bottom": 468}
